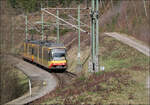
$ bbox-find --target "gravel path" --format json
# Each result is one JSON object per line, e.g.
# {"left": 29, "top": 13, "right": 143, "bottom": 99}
{"left": 5, "top": 56, "right": 58, "bottom": 105}
{"left": 105, "top": 32, "right": 150, "bottom": 56}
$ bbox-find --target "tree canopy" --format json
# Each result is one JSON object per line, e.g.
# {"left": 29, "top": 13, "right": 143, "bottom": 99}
{"left": 8, "top": 0, "right": 84, "bottom": 13}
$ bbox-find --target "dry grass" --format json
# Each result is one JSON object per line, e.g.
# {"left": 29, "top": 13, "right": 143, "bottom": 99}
{"left": 38, "top": 35, "right": 149, "bottom": 105}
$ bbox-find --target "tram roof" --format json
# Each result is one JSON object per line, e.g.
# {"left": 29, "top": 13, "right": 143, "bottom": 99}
{"left": 25, "top": 40, "right": 65, "bottom": 48}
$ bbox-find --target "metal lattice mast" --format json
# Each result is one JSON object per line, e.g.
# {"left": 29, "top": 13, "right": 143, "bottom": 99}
{"left": 11, "top": 17, "right": 14, "bottom": 50}
{"left": 89, "top": 0, "right": 99, "bottom": 72}
{"left": 143, "top": 0, "right": 147, "bottom": 17}
{"left": 91, "top": 0, "right": 95, "bottom": 68}
{"left": 78, "top": 5, "right": 81, "bottom": 65}
{"left": 96, "top": 0, "right": 99, "bottom": 71}
{"left": 96, "top": 0, "right": 99, "bottom": 55}
{"left": 41, "top": 12, "right": 44, "bottom": 41}
{"left": 111, "top": 0, "right": 113, "bottom": 9}
{"left": 56, "top": 9, "right": 60, "bottom": 43}
{"left": 25, "top": 15, "right": 28, "bottom": 41}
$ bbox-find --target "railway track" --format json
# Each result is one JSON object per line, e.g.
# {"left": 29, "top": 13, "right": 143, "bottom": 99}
{"left": 52, "top": 71, "right": 77, "bottom": 88}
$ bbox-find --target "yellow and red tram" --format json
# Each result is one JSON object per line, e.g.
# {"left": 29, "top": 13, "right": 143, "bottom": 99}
{"left": 23, "top": 40, "right": 67, "bottom": 71}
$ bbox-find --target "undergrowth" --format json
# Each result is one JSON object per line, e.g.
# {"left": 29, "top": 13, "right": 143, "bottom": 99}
{"left": 40, "top": 36, "right": 149, "bottom": 105}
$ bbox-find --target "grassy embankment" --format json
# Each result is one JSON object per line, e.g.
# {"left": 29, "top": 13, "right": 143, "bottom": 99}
{"left": 0, "top": 58, "right": 29, "bottom": 104}
{"left": 13, "top": 68, "right": 29, "bottom": 96}
{"left": 41, "top": 36, "right": 149, "bottom": 104}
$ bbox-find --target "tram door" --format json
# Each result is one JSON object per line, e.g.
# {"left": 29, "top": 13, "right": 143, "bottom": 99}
{"left": 43, "top": 48, "right": 49, "bottom": 66}
{"left": 39, "top": 46, "right": 42, "bottom": 64}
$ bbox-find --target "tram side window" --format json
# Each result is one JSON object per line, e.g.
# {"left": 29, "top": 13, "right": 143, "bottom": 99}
{"left": 43, "top": 49, "right": 48, "bottom": 61}
{"left": 29, "top": 46, "right": 32, "bottom": 55}
{"left": 24, "top": 43, "right": 27, "bottom": 53}
{"left": 39, "top": 47, "right": 42, "bottom": 59}
{"left": 49, "top": 50, "right": 52, "bottom": 61}
{"left": 32, "top": 47, "right": 34, "bottom": 55}
{"left": 33, "top": 47, "right": 35, "bottom": 56}
{"left": 26, "top": 44, "right": 27, "bottom": 53}
{"left": 34, "top": 47, "right": 37, "bottom": 57}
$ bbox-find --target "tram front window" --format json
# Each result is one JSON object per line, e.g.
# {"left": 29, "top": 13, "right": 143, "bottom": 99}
{"left": 52, "top": 53, "right": 65, "bottom": 60}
